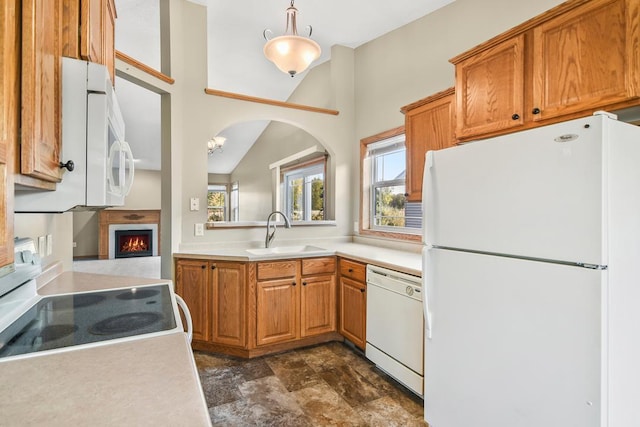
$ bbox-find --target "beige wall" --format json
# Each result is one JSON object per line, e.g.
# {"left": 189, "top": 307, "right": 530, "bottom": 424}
{"left": 14, "top": 213, "right": 73, "bottom": 271}
{"left": 229, "top": 121, "right": 323, "bottom": 222}
{"left": 72, "top": 169, "right": 162, "bottom": 258}
{"left": 171, "top": 1, "right": 355, "bottom": 250}
{"left": 352, "top": 0, "right": 565, "bottom": 238}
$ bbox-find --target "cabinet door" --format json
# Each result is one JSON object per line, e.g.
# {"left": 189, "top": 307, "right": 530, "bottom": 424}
{"left": 175, "top": 260, "right": 210, "bottom": 342}
{"left": 256, "top": 278, "right": 298, "bottom": 346}
{"left": 211, "top": 262, "right": 247, "bottom": 348}
{"left": 21, "top": 0, "right": 63, "bottom": 183}
{"left": 454, "top": 34, "right": 525, "bottom": 141}
{"left": 0, "top": 0, "right": 19, "bottom": 275}
{"left": 103, "top": 0, "right": 116, "bottom": 83}
{"left": 80, "top": 0, "right": 103, "bottom": 65}
{"left": 404, "top": 89, "right": 456, "bottom": 202}
{"left": 301, "top": 274, "right": 336, "bottom": 337}
{"left": 339, "top": 277, "right": 366, "bottom": 350}
{"left": 531, "top": 0, "right": 640, "bottom": 121}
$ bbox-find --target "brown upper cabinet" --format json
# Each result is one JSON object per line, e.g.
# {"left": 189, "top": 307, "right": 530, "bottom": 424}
{"left": 19, "top": 0, "right": 63, "bottom": 187}
{"left": 0, "top": 0, "right": 20, "bottom": 274}
{"left": 401, "top": 88, "right": 457, "bottom": 202}
{"left": 62, "top": 0, "right": 117, "bottom": 84}
{"left": 451, "top": 0, "right": 640, "bottom": 142}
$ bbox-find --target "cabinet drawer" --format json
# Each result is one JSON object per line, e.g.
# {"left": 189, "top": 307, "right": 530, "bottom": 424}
{"left": 302, "top": 257, "right": 336, "bottom": 276}
{"left": 339, "top": 258, "right": 366, "bottom": 282}
{"left": 257, "top": 260, "right": 297, "bottom": 280}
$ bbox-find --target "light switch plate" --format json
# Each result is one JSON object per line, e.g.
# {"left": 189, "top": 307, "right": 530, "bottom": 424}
{"left": 46, "top": 234, "right": 53, "bottom": 256}
{"left": 195, "top": 223, "right": 204, "bottom": 236}
{"left": 190, "top": 197, "right": 200, "bottom": 211}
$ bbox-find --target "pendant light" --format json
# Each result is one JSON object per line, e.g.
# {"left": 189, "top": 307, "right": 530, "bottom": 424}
{"left": 263, "top": 0, "right": 321, "bottom": 77}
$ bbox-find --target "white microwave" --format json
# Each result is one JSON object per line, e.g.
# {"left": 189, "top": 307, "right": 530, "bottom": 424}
{"left": 15, "top": 58, "right": 135, "bottom": 213}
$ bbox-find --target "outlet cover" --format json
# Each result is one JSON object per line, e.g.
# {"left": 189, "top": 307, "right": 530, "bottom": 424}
{"left": 195, "top": 223, "right": 204, "bottom": 236}
{"left": 190, "top": 197, "right": 200, "bottom": 211}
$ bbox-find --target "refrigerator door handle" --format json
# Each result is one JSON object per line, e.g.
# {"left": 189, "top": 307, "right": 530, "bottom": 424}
{"left": 422, "top": 246, "right": 433, "bottom": 339}
{"left": 422, "top": 151, "right": 435, "bottom": 245}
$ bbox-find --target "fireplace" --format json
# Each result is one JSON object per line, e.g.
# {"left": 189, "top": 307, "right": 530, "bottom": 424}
{"left": 114, "top": 229, "right": 153, "bottom": 258}
{"left": 99, "top": 210, "right": 160, "bottom": 260}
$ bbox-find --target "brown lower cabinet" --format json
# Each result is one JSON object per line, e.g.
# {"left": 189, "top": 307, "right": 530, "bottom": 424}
{"left": 175, "top": 259, "right": 246, "bottom": 346}
{"left": 338, "top": 258, "right": 367, "bottom": 350}
{"left": 255, "top": 258, "right": 337, "bottom": 347}
{"left": 175, "top": 256, "right": 339, "bottom": 358}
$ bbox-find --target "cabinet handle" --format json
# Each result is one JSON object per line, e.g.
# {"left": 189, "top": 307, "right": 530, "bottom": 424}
{"left": 211, "top": 265, "right": 216, "bottom": 270}
{"left": 292, "top": 282, "right": 297, "bottom": 287}
{"left": 201, "top": 265, "right": 206, "bottom": 269}
{"left": 360, "top": 288, "right": 365, "bottom": 293}
{"left": 302, "top": 282, "right": 307, "bottom": 286}
{"left": 59, "top": 160, "right": 75, "bottom": 171}
{"left": 348, "top": 268, "right": 353, "bottom": 273}
{"left": 404, "top": 193, "right": 409, "bottom": 197}
{"left": 532, "top": 107, "right": 540, "bottom": 115}
{"left": 511, "top": 113, "right": 520, "bottom": 120}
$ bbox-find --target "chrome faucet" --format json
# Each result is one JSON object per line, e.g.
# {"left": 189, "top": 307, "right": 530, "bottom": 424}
{"left": 265, "top": 211, "right": 291, "bottom": 248}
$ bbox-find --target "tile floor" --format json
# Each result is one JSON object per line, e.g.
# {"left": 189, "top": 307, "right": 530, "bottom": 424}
{"left": 194, "top": 342, "right": 426, "bottom": 426}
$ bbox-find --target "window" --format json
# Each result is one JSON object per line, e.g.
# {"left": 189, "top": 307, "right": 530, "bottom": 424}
{"left": 229, "top": 182, "right": 239, "bottom": 222}
{"left": 360, "top": 128, "right": 421, "bottom": 240}
{"left": 207, "top": 184, "right": 227, "bottom": 222}
{"left": 281, "top": 159, "right": 325, "bottom": 221}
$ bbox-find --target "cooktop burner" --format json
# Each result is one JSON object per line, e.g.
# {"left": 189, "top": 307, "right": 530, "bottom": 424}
{"left": 115, "top": 289, "right": 160, "bottom": 300}
{"left": 89, "top": 312, "right": 163, "bottom": 335}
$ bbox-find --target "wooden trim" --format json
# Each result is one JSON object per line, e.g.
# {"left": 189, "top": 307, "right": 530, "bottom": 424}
{"left": 400, "top": 87, "right": 455, "bottom": 114}
{"left": 358, "top": 228, "right": 422, "bottom": 242}
{"left": 61, "top": 0, "right": 80, "bottom": 58}
{"left": 98, "top": 209, "right": 161, "bottom": 259}
{"left": 204, "top": 88, "right": 340, "bottom": 116}
{"left": 115, "top": 50, "right": 175, "bottom": 84}
{"left": 449, "top": 0, "right": 592, "bottom": 64}
{"left": 191, "top": 332, "right": 343, "bottom": 358}
{"left": 360, "top": 125, "right": 404, "bottom": 145}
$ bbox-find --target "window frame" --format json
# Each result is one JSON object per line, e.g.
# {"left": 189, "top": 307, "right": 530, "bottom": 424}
{"left": 280, "top": 157, "right": 326, "bottom": 222}
{"left": 207, "top": 184, "right": 229, "bottom": 222}
{"left": 360, "top": 126, "right": 421, "bottom": 242}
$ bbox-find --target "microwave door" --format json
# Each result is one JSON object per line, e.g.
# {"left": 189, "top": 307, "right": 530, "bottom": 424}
{"left": 86, "top": 92, "right": 109, "bottom": 207}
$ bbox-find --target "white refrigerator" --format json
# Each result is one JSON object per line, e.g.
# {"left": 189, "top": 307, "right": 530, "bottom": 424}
{"left": 421, "top": 112, "right": 640, "bottom": 427}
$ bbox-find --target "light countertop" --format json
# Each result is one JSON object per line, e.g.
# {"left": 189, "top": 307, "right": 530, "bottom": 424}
{"left": 174, "top": 241, "right": 422, "bottom": 277}
{"left": 0, "top": 270, "right": 211, "bottom": 427}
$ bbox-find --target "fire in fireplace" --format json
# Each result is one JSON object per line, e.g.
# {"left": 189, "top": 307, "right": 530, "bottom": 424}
{"left": 114, "top": 229, "right": 153, "bottom": 258}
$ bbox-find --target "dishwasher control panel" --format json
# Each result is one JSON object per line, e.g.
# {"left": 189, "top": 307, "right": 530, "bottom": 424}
{"left": 366, "top": 265, "right": 422, "bottom": 301}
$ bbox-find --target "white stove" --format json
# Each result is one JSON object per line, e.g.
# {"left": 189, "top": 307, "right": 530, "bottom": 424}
{"left": 0, "top": 239, "right": 191, "bottom": 362}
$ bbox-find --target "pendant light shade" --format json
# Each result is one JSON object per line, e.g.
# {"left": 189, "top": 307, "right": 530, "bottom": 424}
{"left": 263, "top": 1, "right": 321, "bottom": 77}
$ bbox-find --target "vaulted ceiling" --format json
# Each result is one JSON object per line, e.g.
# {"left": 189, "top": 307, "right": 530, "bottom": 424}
{"left": 115, "top": 0, "right": 454, "bottom": 173}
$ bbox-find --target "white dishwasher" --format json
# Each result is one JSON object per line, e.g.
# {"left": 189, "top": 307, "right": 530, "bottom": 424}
{"left": 366, "top": 265, "right": 424, "bottom": 397}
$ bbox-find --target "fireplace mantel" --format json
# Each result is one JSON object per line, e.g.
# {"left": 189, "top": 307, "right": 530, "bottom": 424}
{"left": 98, "top": 210, "right": 161, "bottom": 259}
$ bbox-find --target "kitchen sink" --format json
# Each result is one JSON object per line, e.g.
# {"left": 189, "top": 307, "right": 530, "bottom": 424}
{"left": 245, "top": 245, "right": 327, "bottom": 256}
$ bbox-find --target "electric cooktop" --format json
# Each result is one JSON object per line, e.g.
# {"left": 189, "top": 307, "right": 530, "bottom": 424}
{"left": 0, "top": 284, "right": 178, "bottom": 359}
